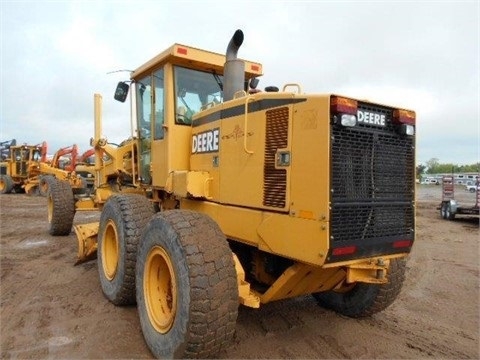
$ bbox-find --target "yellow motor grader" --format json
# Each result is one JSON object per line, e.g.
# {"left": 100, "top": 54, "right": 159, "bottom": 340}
{"left": 47, "top": 30, "right": 416, "bottom": 358}
{"left": 0, "top": 142, "right": 46, "bottom": 194}
{"left": 23, "top": 144, "right": 87, "bottom": 196}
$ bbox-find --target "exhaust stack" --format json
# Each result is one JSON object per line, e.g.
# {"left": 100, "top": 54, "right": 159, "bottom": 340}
{"left": 223, "top": 29, "right": 245, "bottom": 101}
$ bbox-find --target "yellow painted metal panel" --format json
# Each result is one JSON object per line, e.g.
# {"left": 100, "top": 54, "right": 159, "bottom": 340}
{"left": 256, "top": 213, "right": 329, "bottom": 265}
{"left": 190, "top": 92, "right": 298, "bottom": 212}
{"left": 218, "top": 96, "right": 268, "bottom": 208}
{"left": 289, "top": 95, "right": 331, "bottom": 222}
{"left": 181, "top": 200, "right": 329, "bottom": 266}
{"left": 259, "top": 263, "right": 346, "bottom": 303}
{"left": 167, "top": 171, "right": 212, "bottom": 199}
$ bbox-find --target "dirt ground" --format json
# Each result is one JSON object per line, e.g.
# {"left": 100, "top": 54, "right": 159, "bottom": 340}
{"left": 1, "top": 185, "right": 479, "bottom": 359}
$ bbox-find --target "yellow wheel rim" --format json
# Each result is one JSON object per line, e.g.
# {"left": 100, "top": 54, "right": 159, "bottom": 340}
{"left": 102, "top": 219, "right": 119, "bottom": 281}
{"left": 0, "top": 181, "right": 5, "bottom": 192}
{"left": 40, "top": 181, "right": 49, "bottom": 194}
{"left": 144, "top": 246, "right": 177, "bottom": 334}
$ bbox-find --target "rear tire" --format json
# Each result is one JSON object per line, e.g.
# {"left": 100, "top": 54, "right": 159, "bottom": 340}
{"left": 136, "top": 210, "right": 238, "bottom": 359}
{"left": 0, "top": 174, "right": 14, "bottom": 194}
{"left": 313, "top": 258, "right": 407, "bottom": 318}
{"left": 47, "top": 180, "right": 75, "bottom": 235}
{"left": 97, "top": 194, "right": 155, "bottom": 305}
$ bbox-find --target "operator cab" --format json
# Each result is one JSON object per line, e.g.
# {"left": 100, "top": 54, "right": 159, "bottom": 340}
{"left": 114, "top": 42, "right": 262, "bottom": 188}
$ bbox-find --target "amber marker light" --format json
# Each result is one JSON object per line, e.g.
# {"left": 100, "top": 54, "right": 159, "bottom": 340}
{"left": 176, "top": 47, "right": 188, "bottom": 55}
{"left": 331, "top": 96, "right": 358, "bottom": 115}
{"left": 393, "top": 109, "right": 416, "bottom": 135}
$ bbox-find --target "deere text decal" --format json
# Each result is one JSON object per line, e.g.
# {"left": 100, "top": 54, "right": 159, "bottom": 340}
{"left": 357, "top": 110, "right": 386, "bottom": 127}
{"left": 192, "top": 128, "right": 220, "bottom": 154}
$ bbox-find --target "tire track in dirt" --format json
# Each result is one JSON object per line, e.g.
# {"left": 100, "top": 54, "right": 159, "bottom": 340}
{"left": 364, "top": 312, "right": 478, "bottom": 359}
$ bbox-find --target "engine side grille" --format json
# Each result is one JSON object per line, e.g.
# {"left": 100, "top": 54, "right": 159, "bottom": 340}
{"left": 328, "top": 102, "right": 415, "bottom": 261}
{"left": 263, "top": 107, "right": 289, "bottom": 208}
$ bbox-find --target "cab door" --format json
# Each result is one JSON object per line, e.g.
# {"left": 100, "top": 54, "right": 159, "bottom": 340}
{"left": 136, "top": 68, "right": 166, "bottom": 185}
{"left": 150, "top": 67, "right": 168, "bottom": 187}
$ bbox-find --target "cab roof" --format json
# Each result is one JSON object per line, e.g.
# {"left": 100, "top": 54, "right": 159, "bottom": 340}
{"left": 131, "top": 43, "right": 263, "bottom": 80}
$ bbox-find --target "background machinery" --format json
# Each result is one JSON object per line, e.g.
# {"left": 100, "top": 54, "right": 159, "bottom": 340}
{"left": 439, "top": 175, "right": 479, "bottom": 219}
{"left": 47, "top": 30, "right": 416, "bottom": 358}
{"left": 74, "top": 148, "right": 96, "bottom": 189}
{"left": 0, "top": 141, "right": 47, "bottom": 194}
{"left": 22, "top": 144, "right": 87, "bottom": 196}
{"left": 0, "top": 139, "right": 17, "bottom": 160}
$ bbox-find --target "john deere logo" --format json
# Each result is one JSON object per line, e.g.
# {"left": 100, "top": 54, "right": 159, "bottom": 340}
{"left": 357, "top": 110, "right": 386, "bottom": 127}
{"left": 192, "top": 128, "right": 220, "bottom": 154}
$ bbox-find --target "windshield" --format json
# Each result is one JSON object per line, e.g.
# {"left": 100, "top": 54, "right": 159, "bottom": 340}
{"left": 174, "top": 66, "right": 223, "bottom": 125}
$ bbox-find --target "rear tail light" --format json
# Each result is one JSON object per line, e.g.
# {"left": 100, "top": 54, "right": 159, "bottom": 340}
{"left": 332, "top": 246, "right": 357, "bottom": 256}
{"left": 393, "top": 240, "right": 413, "bottom": 248}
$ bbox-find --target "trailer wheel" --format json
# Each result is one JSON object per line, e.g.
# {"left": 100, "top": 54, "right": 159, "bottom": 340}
{"left": 440, "top": 202, "right": 448, "bottom": 219}
{"left": 313, "top": 258, "right": 407, "bottom": 318}
{"left": 97, "top": 194, "right": 155, "bottom": 305}
{"left": 39, "top": 175, "right": 56, "bottom": 196}
{"left": 445, "top": 202, "right": 456, "bottom": 220}
{"left": 136, "top": 210, "right": 238, "bottom": 359}
{"left": 0, "top": 174, "right": 14, "bottom": 194}
{"left": 47, "top": 180, "right": 75, "bottom": 235}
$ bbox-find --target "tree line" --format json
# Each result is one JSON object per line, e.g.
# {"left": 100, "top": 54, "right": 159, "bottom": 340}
{"left": 417, "top": 158, "right": 479, "bottom": 177}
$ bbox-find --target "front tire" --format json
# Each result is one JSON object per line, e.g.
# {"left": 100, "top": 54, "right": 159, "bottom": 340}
{"left": 47, "top": 180, "right": 75, "bottom": 235}
{"left": 97, "top": 194, "right": 155, "bottom": 305}
{"left": 136, "top": 210, "right": 238, "bottom": 359}
{"left": 39, "top": 175, "right": 56, "bottom": 196}
{"left": 313, "top": 258, "right": 407, "bottom": 317}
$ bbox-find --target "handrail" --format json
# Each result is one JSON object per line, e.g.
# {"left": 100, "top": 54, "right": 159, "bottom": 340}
{"left": 282, "top": 83, "right": 302, "bottom": 94}
{"left": 234, "top": 90, "right": 247, "bottom": 99}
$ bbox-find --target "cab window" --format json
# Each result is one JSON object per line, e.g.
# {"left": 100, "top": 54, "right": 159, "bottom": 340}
{"left": 153, "top": 68, "right": 165, "bottom": 140}
{"left": 136, "top": 77, "right": 152, "bottom": 139}
{"left": 173, "top": 66, "right": 223, "bottom": 125}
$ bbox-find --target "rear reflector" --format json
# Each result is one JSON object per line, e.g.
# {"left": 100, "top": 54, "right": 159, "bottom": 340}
{"left": 393, "top": 240, "right": 413, "bottom": 248}
{"left": 332, "top": 246, "right": 357, "bottom": 256}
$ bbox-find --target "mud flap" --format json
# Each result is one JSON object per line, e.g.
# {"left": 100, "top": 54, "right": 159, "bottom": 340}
{"left": 74, "top": 223, "right": 99, "bottom": 265}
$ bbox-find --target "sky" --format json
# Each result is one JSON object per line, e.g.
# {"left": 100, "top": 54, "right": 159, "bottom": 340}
{"left": 1, "top": 0, "right": 479, "bottom": 166}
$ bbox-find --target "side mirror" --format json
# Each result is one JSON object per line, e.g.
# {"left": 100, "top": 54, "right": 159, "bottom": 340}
{"left": 114, "top": 82, "right": 130, "bottom": 103}
{"left": 249, "top": 77, "right": 259, "bottom": 90}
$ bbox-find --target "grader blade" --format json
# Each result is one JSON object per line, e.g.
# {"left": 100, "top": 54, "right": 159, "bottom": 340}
{"left": 74, "top": 223, "right": 99, "bottom": 265}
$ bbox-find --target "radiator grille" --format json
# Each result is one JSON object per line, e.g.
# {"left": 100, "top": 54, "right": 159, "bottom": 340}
{"left": 331, "top": 204, "right": 414, "bottom": 243}
{"left": 263, "top": 107, "right": 289, "bottom": 208}
{"left": 329, "top": 102, "right": 415, "bottom": 256}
